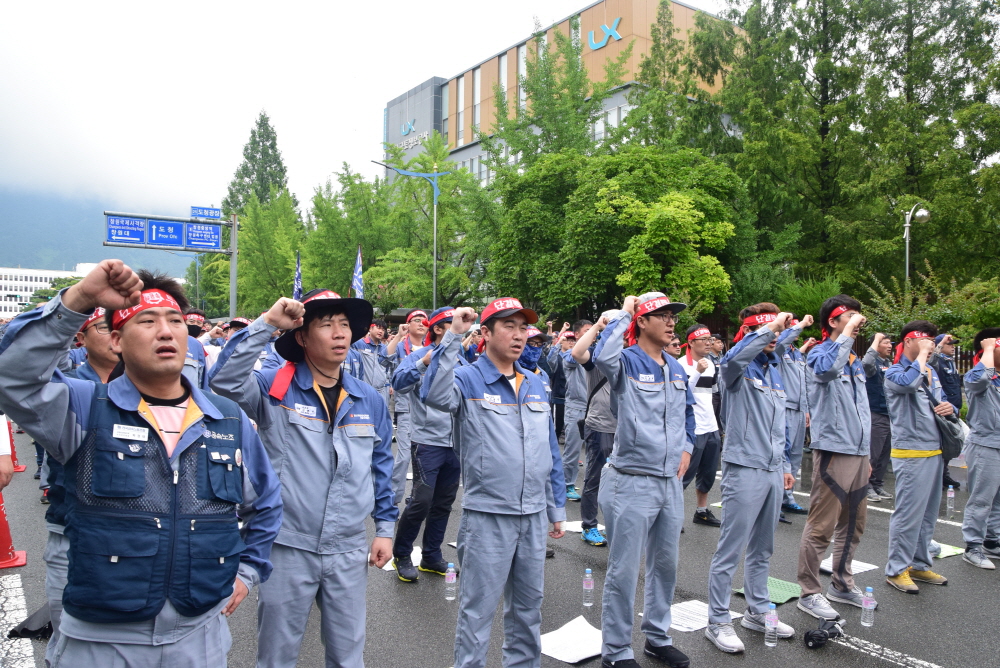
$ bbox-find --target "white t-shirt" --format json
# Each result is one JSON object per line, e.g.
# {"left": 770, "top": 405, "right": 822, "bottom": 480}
{"left": 678, "top": 357, "right": 719, "bottom": 435}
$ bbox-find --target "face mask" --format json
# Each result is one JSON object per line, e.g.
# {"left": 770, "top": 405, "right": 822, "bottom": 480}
{"left": 518, "top": 345, "right": 543, "bottom": 370}
{"left": 187, "top": 324, "right": 203, "bottom": 338}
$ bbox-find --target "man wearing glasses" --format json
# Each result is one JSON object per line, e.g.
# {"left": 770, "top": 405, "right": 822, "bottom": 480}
{"left": 594, "top": 292, "right": 693, "bottom": 668}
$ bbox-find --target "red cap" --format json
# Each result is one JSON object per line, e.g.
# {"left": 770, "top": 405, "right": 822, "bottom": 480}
{"left": 480, "top": 297, "right": 538, "bottom": 326}
{"left": 625, "top": 292, "right": 687, "bottom": 346}
{"left": 112, "top": 290, "right": 182, "bottom": 330}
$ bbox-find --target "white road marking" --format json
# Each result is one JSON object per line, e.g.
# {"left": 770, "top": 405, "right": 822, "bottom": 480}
{"left": 0, "top": 574, "right": 35, "bottom": 668}
{"left": 790, "top": 491, "right": 964, "bottom": 528}
{"left": 834, "top": 635, "right": 944, "bottom": 668}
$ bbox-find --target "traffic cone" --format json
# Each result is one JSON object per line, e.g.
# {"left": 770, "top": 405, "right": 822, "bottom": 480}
{"left": 0, "top": 490, "right": 27, "bottom": 569}
{"left": 4, "top": 419, "right": 26, "bottom": 473}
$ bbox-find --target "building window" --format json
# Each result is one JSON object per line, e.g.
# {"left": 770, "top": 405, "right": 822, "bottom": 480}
{"left": 472, "top": 67, "right": 481, "bottom": 132}
{"left": 517, "top": 44, "right": 527, "bottom": 109}
{"left": 456, "top": 76, "right": 465, "bottom": 146}
{"left": 594, "top": 115, "right": 605, "bottom": 142}
{"left": 498, "top": 54, "right": 508, "bottom": 95}
{"left": 441, "top": 83, "right": 449, "bottom": 144}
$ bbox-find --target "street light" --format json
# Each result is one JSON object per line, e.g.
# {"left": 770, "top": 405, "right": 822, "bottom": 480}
{"left": 903, "top": 204, "right": 931, "bottom": 282}
{"left": 373, "top": 160, "right": 451, "bottom": 310}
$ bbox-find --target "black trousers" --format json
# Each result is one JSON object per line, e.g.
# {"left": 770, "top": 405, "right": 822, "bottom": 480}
{"left": 869, "top": 412, "right": 892, "bottom": 488}
{"left": 393, "top": 443, "right": 461, "bottom": 564}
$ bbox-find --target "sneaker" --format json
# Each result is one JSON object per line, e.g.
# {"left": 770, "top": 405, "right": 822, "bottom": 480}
{"left": 741, "top": 612, "right": 795, "bottom": 638}
{"left": 418, "top": 558, "right": 455, "bottom": 576}
{"left": 643, "top": 639, "right": 690, "bottom": 666}
{"left": 582, "top": 527, "right": 607, "bottom": 546}
{"left": 692, "top": 509, "right": 721, "bottom": 527}
{"left": 797, "top": 593, "right": 839, "bottom": 620}
{"left": 393, "top": 555, "right": 419, "bottom": 582}
{"left": 867, "top": 488, "right": 882, "bottom": 503}
{"left": 963, "top": 547, "right": 996, "bottom": 570}
{"left": 827, "top": 584, "right": 876, "bottom": 609}
{"left": 782, "top": 502, "right": 808, "bottom": 515}
{"left": 566, "top": 485, "right": 581, "bottom": 501}
{"left": 546, "top": 547, "right": 555, "bottom": 559}
{"left": 886, "top": 570, "right": 919, "bottom": 594}
{"left": 982, "top": 542, "right": 1000, "bottom": 558}
{"left": 704, "top": 622, "right": 745, "bottom": 653}
{"left": 33, "top": 466, "right": 41, "bottom": 480}
{"left": 874, "top": 485, "right": 893, "bottom": 500}
{"left": 40, "top": 489, "right": 49, "bottom": 505}
{"left": 601, "top": 659, "right": 641, "bottom": 668}
{"left": 778, "top": 513, "right": 792, "bottom": 524}
{"left": 908, "top": 567, "right": 948, "bottom": 585}
{"left": 943, "top": 475, "right": 961, "bottom": 491}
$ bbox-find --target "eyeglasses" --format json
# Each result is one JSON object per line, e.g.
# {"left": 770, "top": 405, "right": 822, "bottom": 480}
{"left": 666, "top": 341, "right": 681, "bottom": 347}
{"left": 87, "top": 324, "right": 111, "bottom": 335}
{"left": 526, "top": 340, "right": 544, "bottom": 348}
{"left": 644, "top": 313, "right": 678, "bottom": 324}
{"left": 691, "top": 337, "right": 710, "bottom": 343}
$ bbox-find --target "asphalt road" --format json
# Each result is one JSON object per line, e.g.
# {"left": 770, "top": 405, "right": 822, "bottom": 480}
{"left": 1, "top": 432, "right": 994, "bottom": 668}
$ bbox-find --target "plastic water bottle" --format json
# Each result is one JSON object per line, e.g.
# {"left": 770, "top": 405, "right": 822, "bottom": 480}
{"left": 764, "top": 603, "right": 778, "bottom": 647}
{"left": 861, "top": 587, "right": 875, "bottom": 627}
{"left": 582, "top": 568, "right": 594, "bottom": 607}
{"left": 947, "top": 485, "right": 955, "bottom": 518}
{"left": 444, "top": 563, "right": 457, "bottom": 601}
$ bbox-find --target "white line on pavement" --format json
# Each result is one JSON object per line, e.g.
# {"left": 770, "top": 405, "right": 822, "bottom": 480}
{"left": 790, "top": 491, "right": 964, "bottom": 528}
{"left": 0, "top": 574, "right": 35, "bottom": 668}
{"left": 834, "top": 635, "right": 943, "bottom": 668}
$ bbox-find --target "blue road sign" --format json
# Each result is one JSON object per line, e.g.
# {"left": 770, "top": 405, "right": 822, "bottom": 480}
{"left": 186, "top": 223, "right": 222, "bottom": 249}
{"left": 191, "top": 206, "right": 222, "bottom": 219}
{"left": 147, "top": 220, "right": 184, "bottom": 247}
{"left": 106, "top": 216, "right": 146, "bottom": 244}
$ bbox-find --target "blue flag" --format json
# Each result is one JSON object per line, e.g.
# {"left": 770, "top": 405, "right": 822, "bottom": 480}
{"left": 351, "top": 246, "right": 364, "bottom": 299}
{"left": 293, "top": 251, "right": 302, "bottom": 300}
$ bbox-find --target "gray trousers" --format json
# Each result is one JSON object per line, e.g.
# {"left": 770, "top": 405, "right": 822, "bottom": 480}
{"left": 257, "top": 543, "right": 368, "bottom": 668}
{"left": 44, "top": 530, "right": 69, "bottom": 666}
{"left": 869, "top": 412, "right": 892, "bottom": 488}
{"left": 50, "top": 613, "right": 231, "bottom": 667}
{"left": 599, "top": 468, "right": 683, "bottom": 661}
{"left": 784, "top": 409, "right": 806, "bottom": 505}
{"left": 391, "top": 411, "right": 413, "bottom": 503}
{"left": 582, "top": 431, "right": 615, "bottom": 530}
{"left": 454, "top": 509, "right": 547, "bottom": 668}
{"left": 708, "top": 463, "right": 783, "bottom": 624}
{"left": 562, "top": 407, "right": 585, "bottom": 488}
{"left": 886, "top": 455, "right": 943, "bottom": 576}
{"left": 962, "top": 444, "right": 1000, "bottom": 547}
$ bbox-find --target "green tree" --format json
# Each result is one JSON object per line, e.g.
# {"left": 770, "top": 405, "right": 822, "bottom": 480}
{"left": 235, "top": 190, "right": 304, "bottom": 314}
{"left": 25, "top": 276, "right": 81, "bottom": 310}
{"left": 222, "top": 111, "right": 298, "bottom": 215}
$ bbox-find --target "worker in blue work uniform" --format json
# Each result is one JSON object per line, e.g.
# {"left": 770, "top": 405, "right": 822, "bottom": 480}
{"left": 391, "top": 306, "right": 468, "bottom": 582}
{"left": 705, "top": 304, "right": 797, "bottom": 654}
{"left": 391, "top": 309, "right": 429, "bottom": 503}
{"left": 930, "top": 333, "right": 964, "bottom": 490}
{"left": 353, "top": 318, "right": 407, "bottom": 406}
{"left": 182, "top": 309, "right": 211, "bottom": 392}
{"left": 0, "top": 261, "right": 282, "bottom": 667}
{"left": 776, "top": 314, "right": 814, "bottom": 518}
{"left": 210, "top": 289, "right": 396, "bottom": 668}
{"left": 561, "top": 320, "right": 594, "bottom": 500}
{"left": 422, "top": 299, "right": 566, "bottom": 668}
{"left": 594, "top": 292, "right": 693, "bottom": 668}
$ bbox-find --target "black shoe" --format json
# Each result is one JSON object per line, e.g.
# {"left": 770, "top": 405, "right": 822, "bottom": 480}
{"left": 546, "top": 547, "right": 555, "bottom": 558}
{"left": 33, "top": 467, "right": 41, "bottom": 480}
{"left": 943, "top": 475, "right": 961, "bottom": 491}
{"left": 40, "top": 489, "right": 49, "bottom": 505}
{"left": 601, "top": 658, "right": 641, "bottom": 668}
{"left": 644, "top": 640, "right": 690, "bottom": 667}
{"left": 778, "top": 513, "right": 792, "bottom": 524}
{"left": 782, "top": 502, "right": 809, "bottom": 514}
{"left": 393, "top": 555, "right": 419, "bottom": 582}
{"left": 418, "top": 558, "right": 455, "bottom": 576}
{"left": 692, "top": 509, "right": 721, "bottom": 527}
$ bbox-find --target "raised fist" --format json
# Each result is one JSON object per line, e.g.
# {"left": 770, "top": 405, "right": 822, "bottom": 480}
{"left": 449, "top": 307, "right": 478, "bottom": 335}
{"left": 264, "top": 297, "right": 305, "bottom": 331}
{"left": 64, "top": 260, "right": 143, "bottom": 313}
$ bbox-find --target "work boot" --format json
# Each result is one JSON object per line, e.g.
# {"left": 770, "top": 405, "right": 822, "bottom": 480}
{"left": 393, "top": 555, "right": 419, "bottom": 582}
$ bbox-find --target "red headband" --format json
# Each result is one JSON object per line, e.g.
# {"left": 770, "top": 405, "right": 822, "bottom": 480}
{"left": 186, "top": 313, "right": 205, "bottom": 324}
{"left": 112, "top": 290, "right": 182, "bottom": 330}
{"left": 407, "top": 310, "right": 428, "bottom": 323}
{"left": 685, "top": 327, "right": 711, "bottom": 364}
{"left": 732, "top": 313, "right": 776, "bottom": 343}
{"left": 81, "top": 307, "right": 107, "bottom": 332}
{"left": 423, "top": 309, "right": 455, "bottom": 346}
{"left": 821, "top": 305, "right": 850, "bottom": 340}
{"left": 893, "top": 330, "right": 931, "bottom": 364}
{"left": 625, "top": 297, "right": 676, "bottom": 347}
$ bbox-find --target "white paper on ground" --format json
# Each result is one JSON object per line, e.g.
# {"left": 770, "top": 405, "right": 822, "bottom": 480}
{"left": 447, "top": 542, "right": 457, "bottom": 548}
{"left": 381, "top": 547, "right": 422, "bottom": 571}
{"left": 561, "top": 520, "right": 605, "bottom": 533}
{"left": 540, "top": 615, "right": 603, "bottom": 663}
{"left": 934, "top": 543, "right": 964, "bottom": 558}
{"left": 668, "top": 599, "right": 742, "bottom": 633}
{"left": 819, "top": 555, "right": 879, "bottom": 575}
{"left": 407, "top": 472, "right": 413, "bottom": 480}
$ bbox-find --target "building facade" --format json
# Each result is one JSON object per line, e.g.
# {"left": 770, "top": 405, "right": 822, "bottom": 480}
{"left": 383, "top": 0, "right": 717, "bottom": 182}
{"left": 0, "top": 264, "right": 93, "bottom": 315}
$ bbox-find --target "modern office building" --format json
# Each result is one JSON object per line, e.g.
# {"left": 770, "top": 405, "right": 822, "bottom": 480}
{"left": 383, "top": 0, "right": 718, "bottom": 182}
{"left": 0, "top": 264, "right": 93, "bottom": 314}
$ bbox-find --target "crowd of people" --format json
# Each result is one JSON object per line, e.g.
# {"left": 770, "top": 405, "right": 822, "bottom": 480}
{"left": 0, "top": 258, "right": 995, "bottom": 668}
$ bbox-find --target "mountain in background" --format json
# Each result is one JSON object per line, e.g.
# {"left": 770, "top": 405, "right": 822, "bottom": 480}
{"left": 0, "top": 188, "right": 193, "bottom": 276}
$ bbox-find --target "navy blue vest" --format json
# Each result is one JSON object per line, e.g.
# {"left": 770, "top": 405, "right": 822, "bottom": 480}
{"left": 865, "top": 355, "right": 889, "bottom": 415}
{"left": 62, "top": 384, "right": 246, "bottom": 623}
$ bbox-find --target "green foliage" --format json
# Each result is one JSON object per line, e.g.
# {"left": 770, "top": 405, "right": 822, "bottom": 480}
{"left": 776, "top": 274, "right": 842, "bottom": 337}
{"left": 222, "top": 111, "right": 297, "bottom": 216}
{"left": 25, "top": 276, "right": 81, "bottom": 310}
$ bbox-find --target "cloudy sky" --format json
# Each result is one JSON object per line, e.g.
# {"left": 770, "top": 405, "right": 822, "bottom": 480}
{"left": 1, "top": 0, "right": 722, "bottom": 216}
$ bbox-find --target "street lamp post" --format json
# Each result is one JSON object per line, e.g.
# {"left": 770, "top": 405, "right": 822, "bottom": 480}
{"left": 903, "top": 204, "right": 931, "bottom": 283}
{"left": 373, "top": 160, "right": 451, "bottom": 310}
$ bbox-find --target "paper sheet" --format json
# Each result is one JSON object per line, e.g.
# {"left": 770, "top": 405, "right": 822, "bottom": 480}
{"left": 819, "top": 556, "right": 879, "bottom": 575}
{"left": 561, "top": 521, "right": 605, "bottom": 533}
{"left": 934, "top": 543, "right": 965, "bottom": 559}
{"left": 447, "top": 542, "right": 457, "bottom": 548}
{"left": 669, "top": 599, "right": 742, "bottom": 633}
{"left": 540, "top": 615, "right": 603, "bottom": 663}
{"left": 381, "top": 547, "right": 421, "bottom": 571}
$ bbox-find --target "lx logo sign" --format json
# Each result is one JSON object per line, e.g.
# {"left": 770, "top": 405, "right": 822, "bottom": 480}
{"left": 588, "top": 17, "right": 622, "bottom": 50}
{"left": 400, "top": 119, "right": 416, "bottom": 136}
